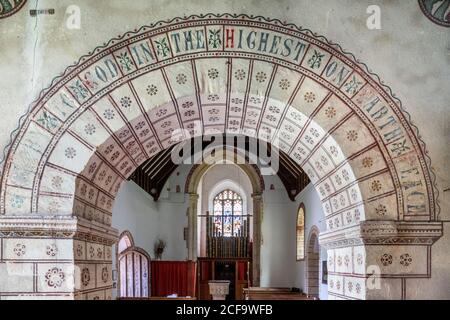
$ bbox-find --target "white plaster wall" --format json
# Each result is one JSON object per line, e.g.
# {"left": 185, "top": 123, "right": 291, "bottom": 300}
{"left": 112, "top": 165, "right": 193, "bottom": 261}
{"left": 258, "top": 174, "right": 300, "bottom": 288}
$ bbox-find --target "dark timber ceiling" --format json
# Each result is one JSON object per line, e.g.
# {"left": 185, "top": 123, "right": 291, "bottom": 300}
{"left": 129, "top": 135, "right": 310, "bottom": 201}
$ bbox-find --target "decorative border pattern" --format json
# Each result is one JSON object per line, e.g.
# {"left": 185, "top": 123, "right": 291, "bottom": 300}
{"left": 418, "top": 0, "right": 450, "bottom": 27}
{"left": 0, "top": 0, "right": 27, "bottom": 19}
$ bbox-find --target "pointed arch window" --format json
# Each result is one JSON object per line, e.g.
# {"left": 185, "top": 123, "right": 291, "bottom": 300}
{"left": 296, "top": 204, "right": 305, "bottom": 260}
{"left": 202, "top": 189, "right": 251, "bottom": 258}
{"left": 212, "top": 189, "right": 244, "bottom": 237}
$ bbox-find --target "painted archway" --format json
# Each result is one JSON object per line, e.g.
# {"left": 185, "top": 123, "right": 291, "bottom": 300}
{"left": 0, "top": 14, "right": 442, "bottom": 300}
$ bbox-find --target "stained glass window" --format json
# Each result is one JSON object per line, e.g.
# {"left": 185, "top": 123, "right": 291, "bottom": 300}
{"left": 296, "top": 204, "right": 305, "bottom": 260}
{"left": 211, "top": 189, "right": 243, "bottom": 237}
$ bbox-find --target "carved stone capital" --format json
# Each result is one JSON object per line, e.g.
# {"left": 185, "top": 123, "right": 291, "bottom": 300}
{"left": 319, "top": 220, "right": 443, "bottom": 249}
{"left": 188, "top": 192, "right": 199, "bottom": 202}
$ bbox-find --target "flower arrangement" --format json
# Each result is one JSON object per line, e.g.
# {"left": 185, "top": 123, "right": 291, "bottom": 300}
{"left": 154, "top": 238, "right": 166, "bottom": 260}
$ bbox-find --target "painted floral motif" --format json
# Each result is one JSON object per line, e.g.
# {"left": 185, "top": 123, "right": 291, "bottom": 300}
{"left": 184, "top": 110, "right": 195, "bottom": 117}
{"left": 44, "top": 244, "right": 58, "bottom": 257}
{"left": 380, "top": 253, "right": 393, "bottom": 266}
{"left": 346, "top": 130, "right": 358, "bottom": 141}
{"left": 375, "top": 204, "right": 387, "bottom": 216}
{"left": 344, "top": 255, "right": 350, "bottom": 267}
{"left": 51, "top": 176, "right": 63, "bottom": 189}
{"left": 350, "top": 189, "right": 358, "bottom": 201}
{"left": 355, "top": 283, "right": 361, "bottom": 294}
{"left": 357, "top": 253, "right": 363, "bottom": 265}
{"left": 290, "top": 111, "right": 302, "bottom": 121}
{"left": 234, "top": 69, "right": 246, "bottom": 80}
{"left": 11, "top": 195, "right": 24, "bottom": 208}
{"left": 155, "top": 108, "right": 167, "bottom": 117}
{"left": 249, "top": 96, "right": 262, "bottom": 104}
{"left": 342, "top": 169, "right": 350, "bottom": 181}
{"left": 278, "top": 79, "right": 290, "bottom": 90}
{"left": 105, "top": 247, "right": 112, "bottom": 260}
{"left": 304, "top": 92, "right": 316, "bottom": 103}
{"left": 76, "top": 244, "right": 83, "bottom": 257}
{"left": 337, "top": 256, "right": 342, "bottom": 266}
{"left": 255, "top": 71, "right": 267, "bottom": 83}
{"left": 307, "top": 50, "right": 325, "bottom": 69}
{"left": 348, "top": 281, "right": 353, "bottom": 293}
{"left": 37, "top": 110, "right": 58, "bottom": 131}
{"left": 208, "top": 68, "right": 219, "bottom": 79}
{"left": 13, "top": 243, "right": 26, "bottom": 257}
{"left": 325, "top": 106, "right": 336, "bottom": 118}
{"left": 48, "top": 200, "right": 61, "bottom": 214}
{"left": 354, "top": 208, "right": 361, "bottom": 222}
{"left": 84, "top": 124, "right": 96, "bottom": 135}
{"left": 103, "top": 109, "right": 115, "bottom": 120}
{"left": 69, "top": 80, "right": 89, "bottom": 100}
{"left": 362, "top": 157, "right": 373, "bottom": 168}
{"left": 120, "top": 96, "right": 132, "bottom": 109}
{"left": 329, "top": 146, "right": 339, "bottom": 157}
{"left": 182, "top": 101, "right": 194, "bottom": 109}
{"left": 208, "top": 29, "right": 221, "bottom": 48}
{"left": 176, "top": 73, "right": 187, "bottom": 84}
{"left": 146, "top": 84, "right": 158, "bottom": 96}
{"left": 116, "top": 51, "right": 134, "bottom": 71}
{"left": 400, "top": 253, "right": 413, "bottom": 267}
{"left": 371, "top": 180, "right": 382, "bottom": 192}
{"left": 266, "top": 115, "right": 276, "bottom": 122}
{"left": 97, "top": 248, "right": 103, "bottom": 259}
{"left": 89, "top": 246, "right": 95, "bottom": 258}
{"left": 65, "top": 147, "right": 77, "bottom": 159}
{"left": 102, "top": 267, "right": 109, "bottom": 283}
{"left": 207, "top": 94, "right": 219, "bottom": 102}
{"left": 81, "top": 267, "right": 90, "bottom": 286}
{"left": 231, "top": 97, "right": 243, "bottom": 104}
{"left": 45, "top": 267, "right": 65, "bottom": 288}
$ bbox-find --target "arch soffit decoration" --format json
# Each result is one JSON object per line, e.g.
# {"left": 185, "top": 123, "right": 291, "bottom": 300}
{"left": 0, "top": 14, "right": 440, "bottom": 247}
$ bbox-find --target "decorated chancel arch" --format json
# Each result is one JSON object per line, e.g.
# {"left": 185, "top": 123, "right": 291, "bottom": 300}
{"left": 0, "top": 14, "right": 442, "bottom": 300}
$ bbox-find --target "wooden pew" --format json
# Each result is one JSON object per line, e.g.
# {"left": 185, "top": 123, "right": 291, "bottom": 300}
{"left": 243, "top": 287, "right": 314, "bottom": 300}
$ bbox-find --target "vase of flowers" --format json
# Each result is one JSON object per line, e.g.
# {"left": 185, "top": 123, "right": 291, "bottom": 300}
{"left": 154, "top": 238, "right": 166, "bottom": 260}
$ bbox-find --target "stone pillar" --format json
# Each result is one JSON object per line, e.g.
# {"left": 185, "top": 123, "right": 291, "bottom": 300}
{"left": 187, "top": 193, "right": 199, "bottom": 261}
{"left": 251, "top": 192, "right": 263, "bottom": 287}
{"left": 319, "top": 220, "right": 442, "bottom": 300}
{"left": 208, "top": 280, "right": 230, "bottom": 300}
{"left": 0, "top": 216, "right": 118, "bottom": 300}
